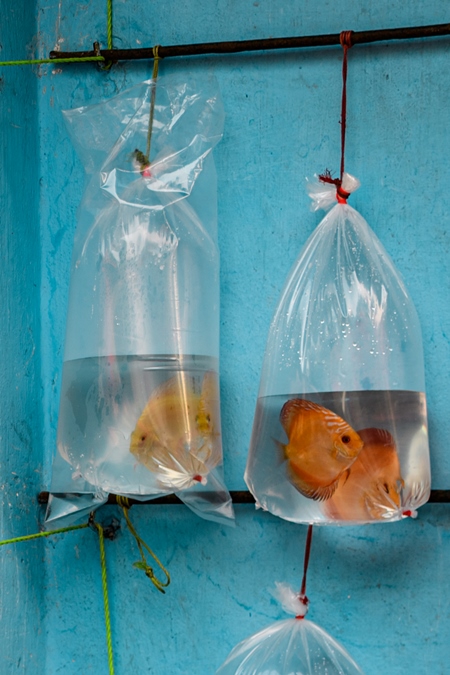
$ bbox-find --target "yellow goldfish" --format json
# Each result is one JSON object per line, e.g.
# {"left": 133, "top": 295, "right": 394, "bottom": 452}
{"left": 324, "top": 427, "right": 404, "bottom": 521}
{"left": 130, "top": 371, "right": 221, "bottom": 490}
{"left": 279, "top": 398, "right": 363, "bottom": 501}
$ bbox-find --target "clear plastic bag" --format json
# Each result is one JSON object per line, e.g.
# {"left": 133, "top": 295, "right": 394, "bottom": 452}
{"left": 246, "top": 174, "right": 430, "bottom": 524}
{"left": 46, "top": 75, "right": 234, "bottom": 527}
{"left": 216, "top": 583, "right": 364, "bottom": 674}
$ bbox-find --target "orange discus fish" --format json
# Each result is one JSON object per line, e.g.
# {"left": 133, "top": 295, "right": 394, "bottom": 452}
{"left": 130, "top": 371, "right": 221, "bottom": 490}
{"left": 324, "top": 427, "right": 404, "bottom": 521}
{"left": 279, "top": 398, "right": 363, "bottom": 501}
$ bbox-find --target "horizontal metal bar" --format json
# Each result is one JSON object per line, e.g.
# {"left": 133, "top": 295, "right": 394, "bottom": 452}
{"left": 49, "top": 22, "right": 450, "bottom": 63}
{"left": 37, "top": 490, "right": 256, "bottom": 505}
{"left": 38, "top": 489, "right": 450, "bottom": 505}
{"left": 428, "top": 490, "right": 450, "bottom": 504}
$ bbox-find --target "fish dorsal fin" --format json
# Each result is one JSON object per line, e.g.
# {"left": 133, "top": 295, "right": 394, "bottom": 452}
{"left": 358, "top": 427, "right": 395, "bottom": 447}
{"left": 280, "top": 398, "right": 324, "bottom": 435}
{"left": 146, "top": 373, "right": 198, "bottom": 404}
{"left": 196, "top": 371, "right": 219, "bottom": 435}
{"left": 200, "top": 371, "right": 219, "bottom": 407}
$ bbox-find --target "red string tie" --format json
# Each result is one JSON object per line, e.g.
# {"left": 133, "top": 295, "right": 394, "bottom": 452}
{"left": 318, "top": 170, "right": 350, "bottom": 204}
{"left": 336, "top": 186, "right": 350, "bottom": 203}
{"left": 295, "top": 594, "right": 309, "bottom": 620}
{"left": 340, "top": 30, "right": 354, "bottom": 50}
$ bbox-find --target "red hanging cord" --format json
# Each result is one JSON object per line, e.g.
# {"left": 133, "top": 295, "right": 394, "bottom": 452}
{"left": 319, "top": 30, "right": 353, "bottom": 203}
{"left": 296, "top": 524, "right": 313, "bottom": 619}
{"left": 339, "top": 30, "right": 353, "bottom": 181}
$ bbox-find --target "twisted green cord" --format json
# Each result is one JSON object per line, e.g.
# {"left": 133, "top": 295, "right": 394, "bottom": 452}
{"left": 116, "top": 496, "right": 170, "bottom": 593}
{"left": 95, "top": 523, "right": 115, "bottom": 675}
{"left": 0, "top": 517, "right": 114, "bottom": 674}
{"left": 107, "top": 0, "right": 113, "bottom": 50}
{"left": 0, "top": 0, "right": 113, "bottom": 67}
{"left": 0, "top": 522, "right": 88, "bottom": 545}
{"left": 0, "top": 57, "right": 105, "bottom": 67}
{"left": 145, "top": 45, "right": 161, "bottom": 162}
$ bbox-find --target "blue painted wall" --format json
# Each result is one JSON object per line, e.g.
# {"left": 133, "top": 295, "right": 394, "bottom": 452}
{"left": 0, "top": 1, "right": 46, "bottom": 672}
{"left": 1, "top": 1, "right": 449, "bottom": 673}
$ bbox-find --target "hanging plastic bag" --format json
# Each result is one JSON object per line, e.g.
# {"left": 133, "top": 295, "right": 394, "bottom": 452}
{"left": 245, "top": 173, "right": 430, "bottom": 524}
{"left": 216, "top": 582, "right": 364, "bottom": 674}
{"left": 46, "top": 74, "right": 234, "bottom": 527}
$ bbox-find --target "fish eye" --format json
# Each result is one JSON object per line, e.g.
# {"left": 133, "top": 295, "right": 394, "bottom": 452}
{"left": 140, "top": 435, "right": 146, "bottom": 442}
{"left": 341, "top": 435, "right": 351, "bottom": 444}
{"left": 206, "top": 414, "right": 211, "bottom": 422}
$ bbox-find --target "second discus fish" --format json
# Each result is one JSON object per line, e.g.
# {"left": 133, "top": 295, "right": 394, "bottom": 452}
{"left": 324, "top": 427, "right": 404, "bottom": 521}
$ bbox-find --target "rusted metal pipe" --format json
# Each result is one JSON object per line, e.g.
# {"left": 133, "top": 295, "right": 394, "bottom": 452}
{"left": 38, "top": 490, "right": 448, "bottom": 505}
{"left": 49, "top": 22, "right": 450, "bottom": 63}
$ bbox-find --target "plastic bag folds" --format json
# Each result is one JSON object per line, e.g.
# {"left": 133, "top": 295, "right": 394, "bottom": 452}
{"left": 46, "top": 75, "right": 234, "bottom": 527}
{"left": 245, "top": 174, "right": 430, "bottom": 525}
{"left": 216, "top": 583, "right": 364, "bottom": 674}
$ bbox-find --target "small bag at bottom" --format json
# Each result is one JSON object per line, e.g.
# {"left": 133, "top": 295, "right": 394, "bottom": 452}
{"left": 216, "top": 583, "right": 364, "bottom": 675}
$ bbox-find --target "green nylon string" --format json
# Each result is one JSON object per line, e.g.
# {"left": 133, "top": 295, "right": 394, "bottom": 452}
{"left": 116, "top": 496, "right": 171, "bottom": 593}
{"left": 145, "top": 45, "right": 161, "bottom": 162}
{"left": 100, "top": 0, "right": 114, "bottom": 70}
{"left": 107, "top": 0, "right": 113, "bottom": 50}
{"left": 0, "top": 522, "right": 88, "bottom": 545}
{"left": 0, "top": 0, "right": 113, "bottom": 67}
{"left": 0, "top": 517, "right": 114, "bottom": 675}
{"left": 95, "top": 523, "right": 115, "bottom": 675}
{"left": 0, "top": 57, "right": 105, "bottom": 67}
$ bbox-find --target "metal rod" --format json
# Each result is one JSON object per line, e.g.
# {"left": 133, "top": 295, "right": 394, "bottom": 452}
{"left": 38, "top": 489, "right": 450, "bottom": 505}
{"left": 49, "top": 22, "right": 450, "bottom": 63}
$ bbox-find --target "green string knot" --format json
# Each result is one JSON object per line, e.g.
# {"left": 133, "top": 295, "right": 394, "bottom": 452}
{"left": 117, "top": 496, "right": 171, "bottom": 593}
{"left": 132, "top": 561, "right": 168, "bottom": 593}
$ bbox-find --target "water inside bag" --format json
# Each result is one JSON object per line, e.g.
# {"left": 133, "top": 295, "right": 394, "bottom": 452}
{"left": 246, "top": 389, "right": 430, "bottom": 524}
{"left": 57, "top": 354, "right": 222, "bottom": 494}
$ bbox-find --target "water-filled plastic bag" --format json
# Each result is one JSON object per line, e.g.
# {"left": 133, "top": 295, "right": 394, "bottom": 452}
{"left": 245, "top": 174, "right": 430, "bottom": 524}
{"left": 46, "top": 75, "right": 233, "bottom": 526}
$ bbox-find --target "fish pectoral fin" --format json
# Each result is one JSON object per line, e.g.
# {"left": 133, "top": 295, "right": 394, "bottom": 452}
{"left": 287, "top": 467, "right": 339, "bottom": 502}
{"left": 273, "top": 438, "right": 287, "bottom": 459}
{"left": 309, "top": 480, "right": 340, "bottom": 502}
